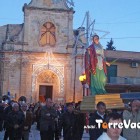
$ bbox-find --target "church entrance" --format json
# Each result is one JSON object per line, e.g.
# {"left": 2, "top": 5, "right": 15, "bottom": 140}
{"left": 39, "top": 85, "right": 53, "bottom": 102}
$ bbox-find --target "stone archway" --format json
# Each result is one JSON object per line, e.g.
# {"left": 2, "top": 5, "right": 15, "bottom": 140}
{"left": 32, "top": 64, "right": 64, "bottom": 102}
{"left": 37, "top": 70, "right": 59, "bottom": 102}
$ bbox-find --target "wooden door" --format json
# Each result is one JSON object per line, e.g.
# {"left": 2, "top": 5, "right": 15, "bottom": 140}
{"left": 39, "top": 85, "right": 53, "bottom": 102}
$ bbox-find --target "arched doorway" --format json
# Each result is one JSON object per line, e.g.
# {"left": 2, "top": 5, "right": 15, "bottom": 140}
{"left": 37, "top": 70, "right": 59, "bottom": 102}
{"left": 32, "top": 64, "right": 64, "bottom": 103}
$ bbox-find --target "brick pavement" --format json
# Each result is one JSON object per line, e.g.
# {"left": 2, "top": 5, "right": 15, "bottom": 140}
{"left": 0, "top": 124, "right": 90, "bottom": 140}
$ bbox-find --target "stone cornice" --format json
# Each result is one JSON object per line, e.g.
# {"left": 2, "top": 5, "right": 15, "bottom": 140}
{"left": 2, "top": 41, "right": 28, "bottom": 46}
{"left": 24, "top": 5, "right": 75, "bottom": 14}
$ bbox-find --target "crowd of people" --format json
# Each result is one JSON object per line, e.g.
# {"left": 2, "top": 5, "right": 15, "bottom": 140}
{"left": 0, "top": 96, "right": 140, "bottom": 140}
{"left": 0, "top": 97, "right": 85, "bottom": 140}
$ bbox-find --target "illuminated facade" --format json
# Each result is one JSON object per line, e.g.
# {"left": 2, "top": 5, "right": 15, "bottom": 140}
{"left": 0, "top": 0, "right": 84, "bottom": 103}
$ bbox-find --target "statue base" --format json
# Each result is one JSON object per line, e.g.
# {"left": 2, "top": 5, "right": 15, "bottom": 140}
{"left": 80, "top": 93, "right": 124, "bottom": 112}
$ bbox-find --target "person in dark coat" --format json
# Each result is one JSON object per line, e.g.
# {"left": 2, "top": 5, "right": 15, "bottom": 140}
{"left": 39, "top": 98, "right": 57, "bottom": 140}
{"left": 21, "top": 102, "right": 33, "bottom": 140}
{"left": 74, "top": 101, "right": 86, "bottom": 140}
{"left": 0, "top": 100, "right": 4, "bottom": 131}
{"left": 7, "top": 102, "right": 25, "bottom": 140}
{"left": 89, "top": 101, "right": 107, "bottom": 140}
{"left": 3, "top": 100, "right": 14, "bottom": 140}
{"left": 34, "top": 103, "right": 41, "bottom": 130}
{"left": 61, "top": 102, "right": 80, "bottom": 140}
{"left": 54, "top": 103, "right": 63, "bottom": 140}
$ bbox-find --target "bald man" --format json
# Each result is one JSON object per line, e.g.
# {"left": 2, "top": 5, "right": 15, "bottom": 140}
{"left": 123, "top": 100, "right": 140, "bottom": 140}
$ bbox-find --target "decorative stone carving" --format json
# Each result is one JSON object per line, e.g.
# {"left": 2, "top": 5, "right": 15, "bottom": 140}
{"left": 32, "top": 64, "right": 64, "bottom": 95}
{"left": 37, "top": 71, "right": 57, "bottom": 83}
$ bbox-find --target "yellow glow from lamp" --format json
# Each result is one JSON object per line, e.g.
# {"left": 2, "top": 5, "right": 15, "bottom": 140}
{"left": 79, "top": 74, "right": 86, "bottom": 82}
{"left": 83, "top": 74, "right": 86, "bottom": 80}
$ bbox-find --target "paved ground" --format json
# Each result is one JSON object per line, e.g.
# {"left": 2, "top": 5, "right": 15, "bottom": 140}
{"left": 0, "top": 124, "right": 90, "bottom": 140}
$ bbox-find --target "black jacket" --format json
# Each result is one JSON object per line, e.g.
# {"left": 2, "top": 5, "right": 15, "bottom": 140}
{"left": 61, "top": 111, "right": 80, "bottom": 140}
{"left": 89, "top": 111, "right": 107, "bottom": 140}
{"left": 39, "top": 106, "right": 57, "bottom": 131}
{"left": 0, "top": 105, "right": 4, "bottom": 131}
{"left": 7, "top": 110, "right": 25, "bottom": 140}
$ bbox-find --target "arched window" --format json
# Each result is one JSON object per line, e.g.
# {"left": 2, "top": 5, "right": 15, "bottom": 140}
{"left": 39, "top": 22, "right": 56, "bottom": 47}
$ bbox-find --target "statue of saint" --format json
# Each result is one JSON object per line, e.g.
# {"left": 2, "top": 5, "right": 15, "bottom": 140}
{"left": 85, "top": 35, "right": 110, "bottom": 95}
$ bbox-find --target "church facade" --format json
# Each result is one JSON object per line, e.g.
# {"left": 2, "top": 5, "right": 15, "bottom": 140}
{"left": 0, "top": 0, "right": 84, "bottom": 103}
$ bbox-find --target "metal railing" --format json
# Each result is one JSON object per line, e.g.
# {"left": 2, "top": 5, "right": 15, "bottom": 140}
{"left": 108, "top": 77, "right": 140, "bottom": 84}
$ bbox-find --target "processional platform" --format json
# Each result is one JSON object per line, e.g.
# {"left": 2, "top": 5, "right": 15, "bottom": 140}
{"left": 80, "top": 93, "right": 124, "bottom": 112}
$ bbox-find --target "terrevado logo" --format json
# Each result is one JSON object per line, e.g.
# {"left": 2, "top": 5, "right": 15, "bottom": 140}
{"left": 84, "top": 119, "right": 140, "bottom": 129}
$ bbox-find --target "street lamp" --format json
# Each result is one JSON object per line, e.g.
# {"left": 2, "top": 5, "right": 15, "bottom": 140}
{"left": 79, "top": 74, "right": 86, "bottom": 96}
